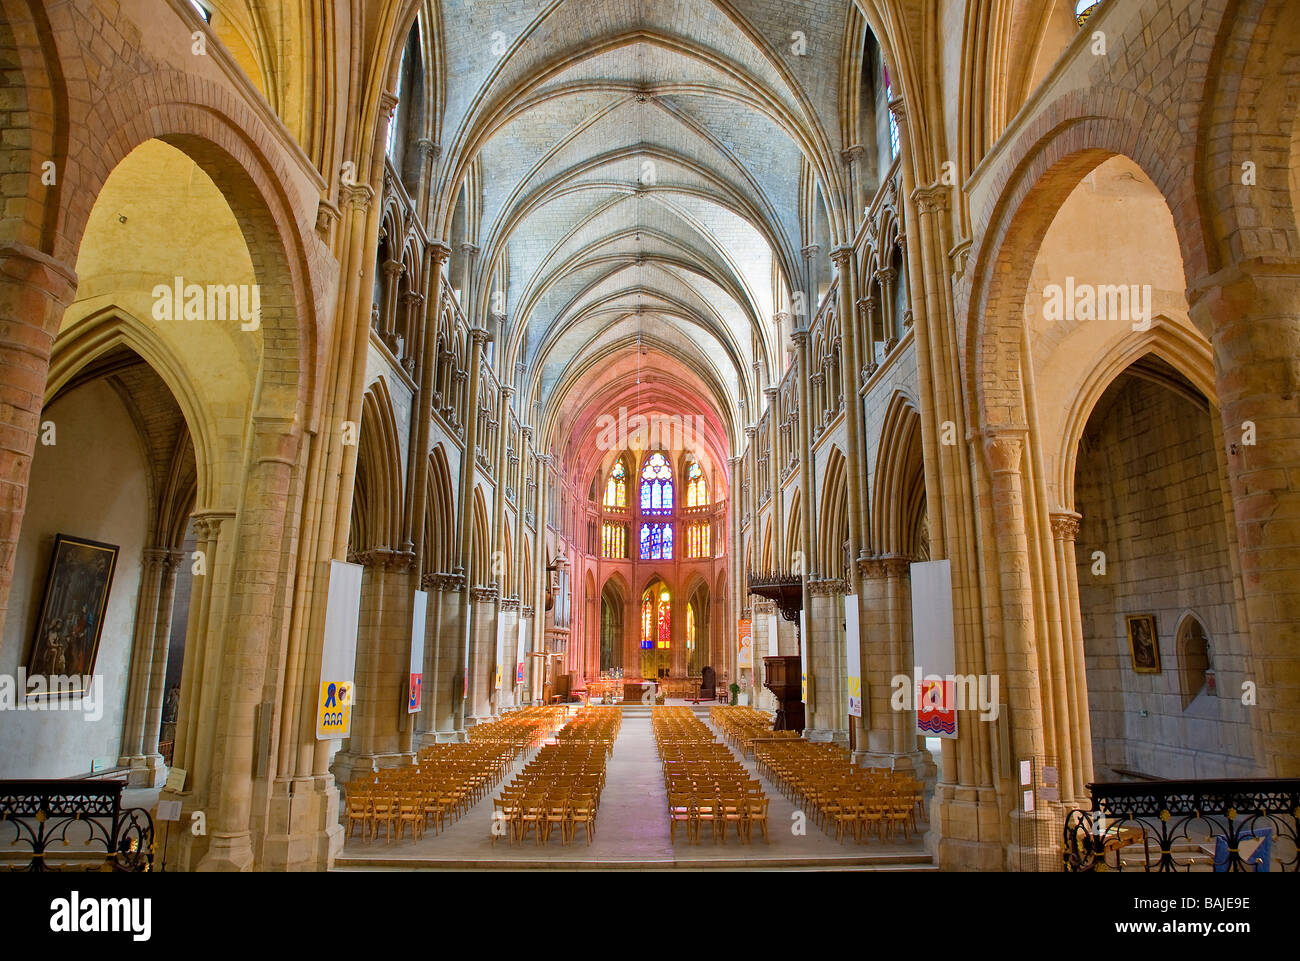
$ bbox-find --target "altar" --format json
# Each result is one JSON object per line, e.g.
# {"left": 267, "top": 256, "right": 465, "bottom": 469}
{"left": 623, "top": 679, "right": 654, "bottom": 702}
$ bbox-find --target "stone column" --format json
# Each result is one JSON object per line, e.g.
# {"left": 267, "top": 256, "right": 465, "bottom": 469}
{"left": 120, "top": 549, "right": 167, "bottom": 767}
{"left": 1190, "top": 262, "right": 1300, "bottom": 776}
{"left": 764, "top": 386, "right": 783, "bottom": 563}
{"left": 531, "top": 454, "right": 551, "bottom": 698}
{"left": 333, "top": 549, "right": 418, "bottom": 783}
{"left": 380, "top": 259, "right": 404, "bottom": 352}
{"left": 460, "top": 243, "right": 479, "bottom": 320}
{"left": 743, "top": 426, "right": 760, "bottom": 704}
{"left": 878, "top": 266, "right": 899, "bottom": 355}
{"left": 831, "top": 246, "right": 868, "bottom": 562}
{"left": 398, "top": 291, "right": 423, "bottom": 373}
{"left": 843, "top": 145, "right": 867, "bottom": 227}
{"left": 806, "top": 579, "right": 847, "bottom": 741}
{"left": 1050, "top": 509, "right": 1092, "bottom": 803}
{"left": 860, "top": 294, "right": 879, "bottom": 378}
{"left": 122, "top": 549, "right": 184, "bottom": 787}
{"left": 800, "top": 244, "right": 820, "bottom": 319}
{"left": 452, "top": 327, "right": 489, "bottom": 730}
{"left": 0, "top": 244, "right": 77, "bottom": 637}
{"left": 468, "top": 585, "right": 498, "bottom": 722}
{"left": 197, "top": 420, "right": 302, "bottom": 873}
{"left": 161, "top": 509, "right": 234, "bottom": 871}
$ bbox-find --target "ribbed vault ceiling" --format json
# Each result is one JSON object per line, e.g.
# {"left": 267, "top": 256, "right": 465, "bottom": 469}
{"left": 429, "top": 0, "right": 857, "bottom": 459}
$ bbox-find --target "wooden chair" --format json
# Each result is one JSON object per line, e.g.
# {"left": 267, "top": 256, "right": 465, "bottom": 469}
{"left": 543, "top": 794, "right": 570, "bottom": 845}
{"left": 719, "top": 795, "right": 746, "bottom": 843}
{"left": 569, "top": 793, "right": 596, "bottom": 845}
{"left": 345, "top": 794, "right": 371, "bottom": 842}
{"left": 519, "top": 795, "right": 546, "bottom": 845}
{"left": 397, "top": 795, "right": 425, "bottom": 841}
{"left": 371, "top": 795, "right": 398, "bottom": 843}
{"left": 743, "top": 796, "right": 770, "bottom": 843}
{"left": 668, "top": 792, "right": 695, "bottom": 843}
{"left": 832, "top": 797, "right": 860, "bottom": 842}
{"left": 695, "top": 795, "right": 720, "bottom": 844}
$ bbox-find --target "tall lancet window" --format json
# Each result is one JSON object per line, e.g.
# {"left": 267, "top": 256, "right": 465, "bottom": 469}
{"left": 686, "top": 460, "right": 709, "bottom": 507}
{"left": 884, "top": 64, "right": 899, "bottom": 158}
{"left": 604, "top": 459, "right": 628, "bottom": 508}
{"left": 640, "top": 452, "right": 674, "bottom": 510}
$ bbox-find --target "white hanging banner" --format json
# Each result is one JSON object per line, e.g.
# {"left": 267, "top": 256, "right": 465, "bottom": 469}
{"left": 317, "top": 560, "right": 363, "bottom": 740}
{"left": 767, "top": 614, "right": 778, "bottom": 657}
{"left": 494, "top": 616, "right": 505, "bottom": 690}
{"left": 515, "top": 614, "right": 527, "bottom": 687}
{"left": 844, "top": 594, "right": 862, "bottom": 718}
{"left": 911, "top": 559, "right": 957, "bottom": 739}
{"left": 408, "top": 590, "right": 427, "bottom": 713}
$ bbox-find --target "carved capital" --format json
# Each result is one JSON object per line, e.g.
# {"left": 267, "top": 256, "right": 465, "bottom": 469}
{"left": 911, "top": 184, "right": 950, "bottom": 215}
{"left": 857, "top": 555, "right": 911, "bottom": 579}
{"left": 341, "top": 183, "right": 376, "bottom": 212}
{"left": 1050, "top": 510, "right": 1083, "bottom": 541}
{"left": 829, "top": 244, "right": 854, "bottom": 267}
{"left": 429, "top": 241, "right": 453, "bottom": 265}
{"left": 807, "top": 577, "right": 848, "bottom": 597}
{"left": 983, "top": 431, "right": 1026, "bottom": 474}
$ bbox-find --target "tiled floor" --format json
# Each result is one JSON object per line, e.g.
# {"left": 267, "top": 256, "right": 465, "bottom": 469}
{"left": 337, "top": 709, "right": 932, "bottom": 870}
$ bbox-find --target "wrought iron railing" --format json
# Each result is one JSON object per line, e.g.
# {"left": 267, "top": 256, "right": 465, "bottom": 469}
{"left": 0, "top": 779, "right": 154, "bottom": 872}
{"left": 1064, "top": 778, "right": 1299, "bottom": 872}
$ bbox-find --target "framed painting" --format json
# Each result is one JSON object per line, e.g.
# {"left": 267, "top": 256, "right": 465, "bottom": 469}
{"left": 25, "top": 534, "right": 119, "bottom": 692}
{"left": 1126, "top": 614, "right": 1161, "bottom": 674}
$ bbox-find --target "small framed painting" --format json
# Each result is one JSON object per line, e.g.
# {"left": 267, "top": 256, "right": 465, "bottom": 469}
{"left": 1126, "top": 614, "right": 1161, "bottom": 674}
{"left": 25, "top": 534, "right": 119, "bottom": 692}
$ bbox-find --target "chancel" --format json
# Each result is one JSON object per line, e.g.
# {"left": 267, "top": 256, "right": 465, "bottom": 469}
{"left": 0, "top": 0, "right": 1297, "bottom": 876}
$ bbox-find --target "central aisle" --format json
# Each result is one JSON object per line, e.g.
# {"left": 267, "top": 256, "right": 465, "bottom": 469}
{"left": 336, "top": 708, "right": 933, "bottom": 869}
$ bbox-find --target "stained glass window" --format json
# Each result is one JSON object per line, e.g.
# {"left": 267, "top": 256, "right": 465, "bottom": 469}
{"left": 686, "top": 522, "right": 710, "bottom": 559}
{"left": 884, "top": 65, "right": 899, "bottom": 158}
{"left": 641, "top": 586, "right": 670, "bottom": 652}
{"left": 640, "top": 452, "right": 673, "bottom": 510}
{"left": 604, "top": 459, "right": 627, "bottom": 509}
{"left": 641, "top": 595, "right": 653, "bottom": 650}
{"left": 602, "top": 522, "right": 626, "bottom": 558}
{"left": 686, "top": 461, "right": 709, "bottom": 507}
{"left": 639, "top": 522, "right": 673, "bottom": 560}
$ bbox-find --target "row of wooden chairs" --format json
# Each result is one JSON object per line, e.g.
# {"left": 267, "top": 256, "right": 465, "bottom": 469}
{"left": 489, "top": 706, "right": 620, "bottom": 846}
{"left": 653, "top": 707, "right": 771, "bottom": 844}
{"left": 710, "top": 705, "right": 801, "bottom": 757}
{"left": 754, "top": 740, "right": 926, "bottom": 843}
{"left": 344, "top": 708, "right": 565, "bottom": 843}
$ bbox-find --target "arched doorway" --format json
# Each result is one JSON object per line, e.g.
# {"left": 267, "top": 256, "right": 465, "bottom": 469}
{"left": 600, "top": 579, "right": 625, "bottom": 674}
{"left": 685, "top": 582, "right": 710, "bottom": 676}
{"left": 640, "top": 579, "right": 672, "bottom": 680}
{"left": 1074, "top": 355, "right": 1250, "bottom": 780}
